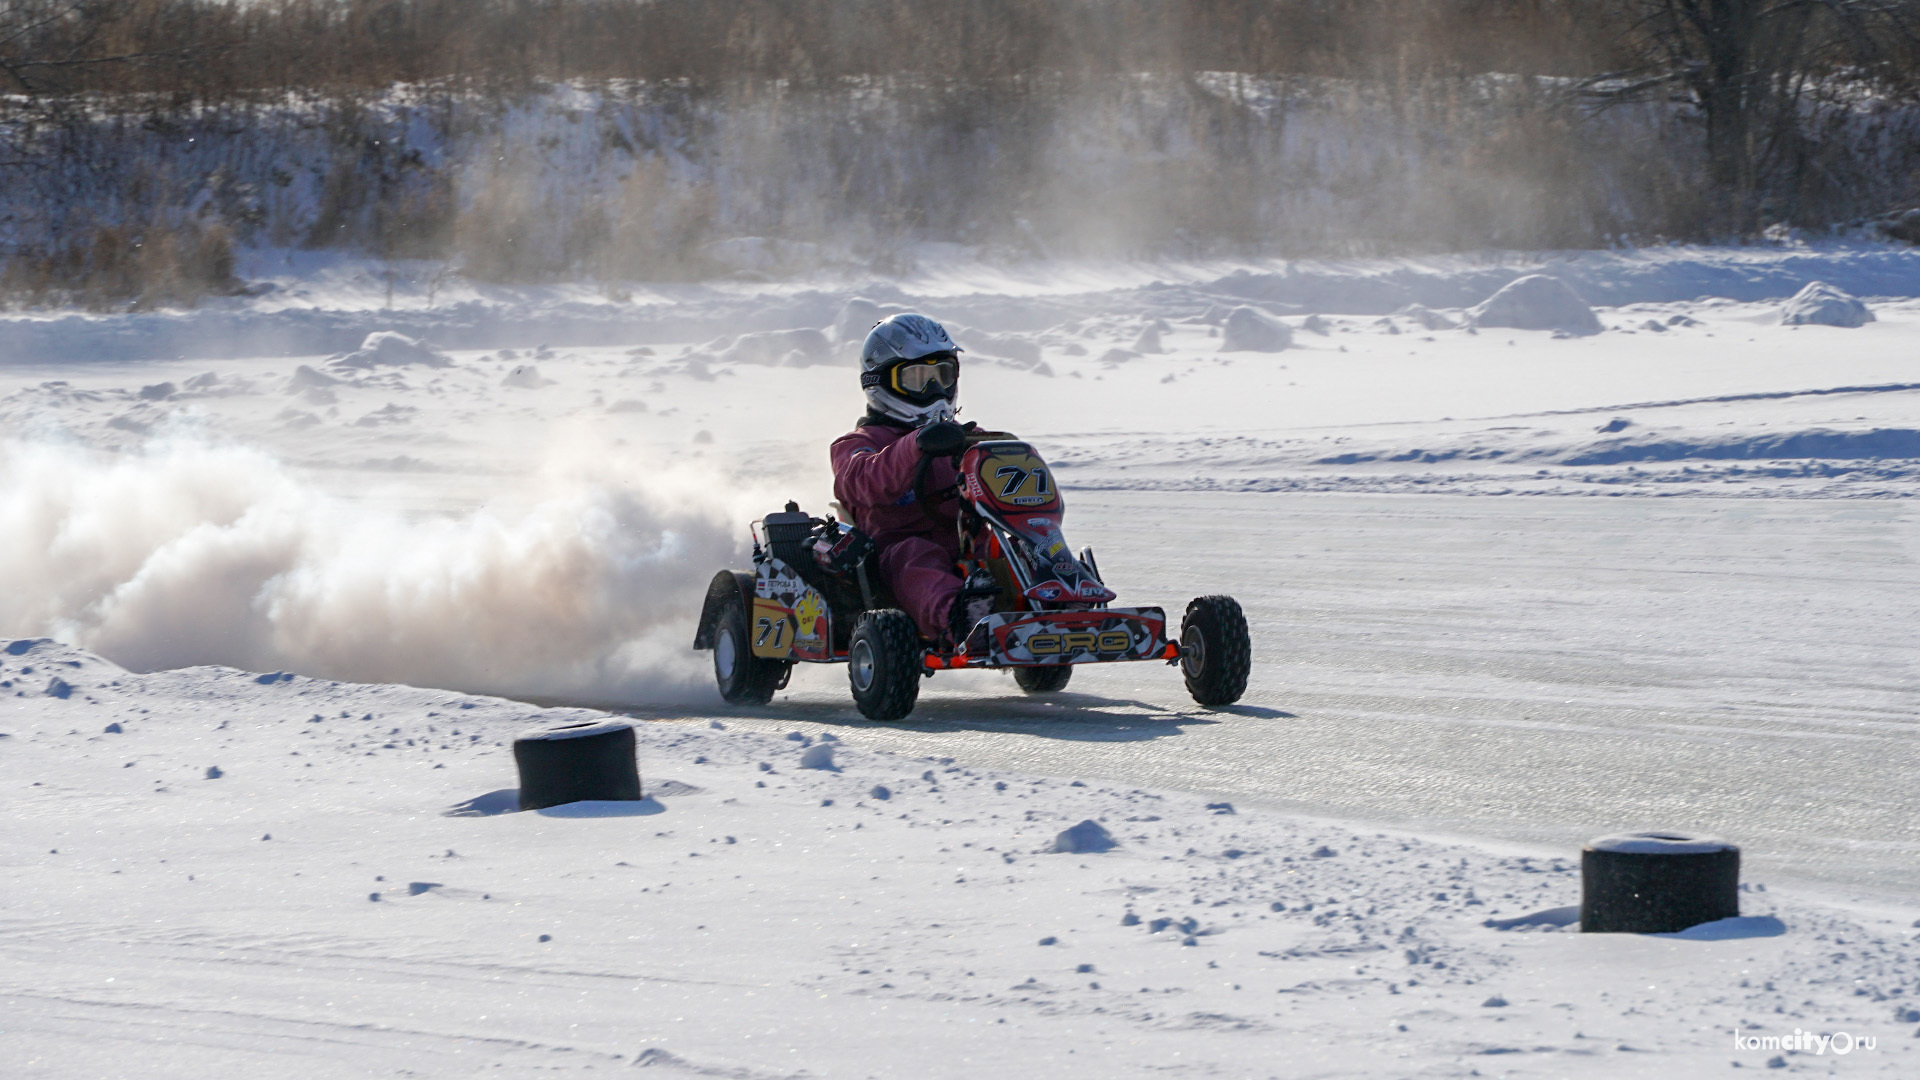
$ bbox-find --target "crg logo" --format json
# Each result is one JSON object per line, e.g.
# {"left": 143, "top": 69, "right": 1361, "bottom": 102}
{"left": 1027, "top": 630, "right": 1132, "bottom": 656}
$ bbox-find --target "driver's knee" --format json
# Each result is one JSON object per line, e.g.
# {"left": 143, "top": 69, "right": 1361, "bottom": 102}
{"left": 877, "top": 537, "right": 963, "bottom": 639}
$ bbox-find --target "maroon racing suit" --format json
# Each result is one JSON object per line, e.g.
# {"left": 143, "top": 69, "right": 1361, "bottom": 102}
{"left": 830, "top": 415, "right": 963, "bottom": 641}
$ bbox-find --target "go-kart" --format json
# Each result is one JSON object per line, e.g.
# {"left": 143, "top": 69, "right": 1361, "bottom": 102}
{"left": 692, "top": 431, "right": 1251, "bottom": 720}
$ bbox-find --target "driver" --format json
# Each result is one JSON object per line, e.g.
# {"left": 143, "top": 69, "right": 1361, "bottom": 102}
{"left": 830, "top": 313, "right": 992, "bottom": 646}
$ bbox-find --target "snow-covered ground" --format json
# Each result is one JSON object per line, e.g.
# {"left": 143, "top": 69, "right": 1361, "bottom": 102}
{"left": 4, "top": 639, "right": 1917, "bottom": 1078}
{"left": 4, "top": 243, "right": 1920, "bottom": 1076}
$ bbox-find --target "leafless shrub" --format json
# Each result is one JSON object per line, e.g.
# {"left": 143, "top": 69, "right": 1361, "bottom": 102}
{"left": 1, "top": 218, "right": 237, "bottom": 309}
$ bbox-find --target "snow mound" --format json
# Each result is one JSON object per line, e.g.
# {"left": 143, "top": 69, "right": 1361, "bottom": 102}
{"left": 2, "top": 638, "right": 127, "bottom": 678}
{"left": 327, "top": 331, "right": 452, "bottom": 369}
{"left": 285, "top": 365, "right": 339, "bottom": 393}
{"left": 1587, "top": 831, "right": 1734, "bottom": 855}
{"left": 1130, "top": 324, "right": 1165, "bottom": 353}
{"left": 1779, "top": 281, "right": 1874, "bottom": 328}
{"left": 832, "top": 298, "right": 910, "bottom": 345}
{"left": 1050, "top": 819, "right": 1117, "bottom": 854}
{"left": 0, "top": 640, "right": 125, "bottom": 702}
{"left": 1484, "top": 905, "right": 1580, "bottom": 931}
{"left": 1219, "top": 306, "right": 1292, "bottom": 352}
{"left": 956, "top": 327, "right": 1042, "bottom": 367}
{"left": 1395, "top": 303, "right": 1458, "bottom": 331}
{"left": 445, "top": 789, "right": 521, "bottom": 817}
{"left": 517, "top": 719, "right": 632, "bottom": 742}
{"left": 502, "top": 364, "right": 553, "bottom": 388}
{"left": 1657, "top": 915, "right": 1788, "bottom": 941}
{"left": 714, "top": 328, "right": 833, "bottom": 367}
{"left": 1467, "top": 275, "right": 1602, "bottom": 335}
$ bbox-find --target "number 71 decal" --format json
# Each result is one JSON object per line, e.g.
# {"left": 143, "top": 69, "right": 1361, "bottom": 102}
{"left": 994, "top": 464, "right": 1050, "bottom": 499}
{"left": 976, "top": 448, "right": 1060, "bottom": 509}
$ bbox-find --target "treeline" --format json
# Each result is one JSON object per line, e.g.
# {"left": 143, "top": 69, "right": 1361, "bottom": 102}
{"left": 5, "top": 0, "right": 1631, "bottom": 96}
{"left": 6, "top": 0, "right": 1920, "bottom": 308}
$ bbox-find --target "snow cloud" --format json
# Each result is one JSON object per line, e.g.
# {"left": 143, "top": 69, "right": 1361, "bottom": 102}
{"left": 0, "top": 435, "right": 747, "bottom": 704}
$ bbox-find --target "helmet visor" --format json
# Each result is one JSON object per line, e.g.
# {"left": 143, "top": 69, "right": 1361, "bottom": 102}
{"left": 891, "top": 357, "right": 958, "bottom": 398}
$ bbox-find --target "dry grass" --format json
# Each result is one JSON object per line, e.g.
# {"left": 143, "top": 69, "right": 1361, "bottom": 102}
{"left": 0, "top": 219, "right": 239, "bottom": 310}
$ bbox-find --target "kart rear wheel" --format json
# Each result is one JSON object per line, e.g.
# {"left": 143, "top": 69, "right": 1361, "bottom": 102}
{"left": 711, "top": 591, "right": 789, "bottom": 705}
{"left": 1179, "top": 595, "right": 1250, "bottom": 707}
{"left": 848, "top": 609, "right": 922, "bottom": 721}
{"left": 1014, "top": 665, "right": 1073, "bottom": 693}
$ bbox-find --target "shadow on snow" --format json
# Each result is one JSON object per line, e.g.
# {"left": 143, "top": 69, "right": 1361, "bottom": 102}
{"left": 591, "top": 690, "right": 1296, "bottom": 742}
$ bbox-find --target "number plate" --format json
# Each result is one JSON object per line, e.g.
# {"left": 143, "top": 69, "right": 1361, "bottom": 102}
{"left": 752, "top": 558, "right": 833, "bottom": 660}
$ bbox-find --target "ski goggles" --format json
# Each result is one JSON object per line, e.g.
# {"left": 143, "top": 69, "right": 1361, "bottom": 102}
{"left": 890, "top": 356, "right": 958, "bottom": 397}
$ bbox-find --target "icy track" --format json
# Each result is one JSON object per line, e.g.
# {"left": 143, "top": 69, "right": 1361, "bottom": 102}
{"left": 3, "top": 243, "right": 1920, "bottom": 1076}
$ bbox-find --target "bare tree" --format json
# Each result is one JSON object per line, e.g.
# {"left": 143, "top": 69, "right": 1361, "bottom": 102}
{"left": 1587, "top": 0, "right": 1920, "bottom": 234}
{"left": 1, "top": 0, "right": 229, "bottom": 102}
{"left": 3, "top": 0, "right": 152, "bottom": 93}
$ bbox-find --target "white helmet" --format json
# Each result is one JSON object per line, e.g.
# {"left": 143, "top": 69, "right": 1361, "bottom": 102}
{"left": 859, "top": 313, "right": 962, "bottom": 424}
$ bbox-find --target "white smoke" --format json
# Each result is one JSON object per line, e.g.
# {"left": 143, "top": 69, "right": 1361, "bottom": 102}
{"left": 0, "top": 435, "right": 752, "bottom": 704}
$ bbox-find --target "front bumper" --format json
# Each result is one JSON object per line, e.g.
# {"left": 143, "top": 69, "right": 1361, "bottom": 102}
{"left": 946, "top": 607, "right": 1171, "bottom": 667}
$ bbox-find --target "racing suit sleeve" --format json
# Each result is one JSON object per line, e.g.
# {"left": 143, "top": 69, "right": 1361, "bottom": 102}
{"left": 830, "top": 427, "right": 925, "bottom": 514}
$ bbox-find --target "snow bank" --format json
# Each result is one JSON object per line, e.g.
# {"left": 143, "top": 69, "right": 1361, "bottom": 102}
{"left": 1561, "top": 427, "right": 1920, "bottom": 466}
{"left": 8, "top": 244, "right": 1920, "bottom": 368}
{"left": 0, "top": 437, "right": 747, "bottom": 702}
{"left": 1779, "top": 281, "right": 1875, "bottom": 327}
{"left": 1466, "top": 274, "right": 1602, "bottom": 335}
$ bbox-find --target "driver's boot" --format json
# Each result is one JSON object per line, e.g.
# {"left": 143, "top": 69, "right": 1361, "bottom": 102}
{"left": 947, "top": 580, "right": 995, "bottom": 653}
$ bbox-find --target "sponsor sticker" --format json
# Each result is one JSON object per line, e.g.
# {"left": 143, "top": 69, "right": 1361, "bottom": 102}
{"left": 1026, "top": 630, "right": 1133, "bottom": 656}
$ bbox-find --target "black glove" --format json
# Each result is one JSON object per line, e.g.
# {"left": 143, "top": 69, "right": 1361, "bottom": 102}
{"left": 915, "top": 419, "right": 967, "bottom": 456}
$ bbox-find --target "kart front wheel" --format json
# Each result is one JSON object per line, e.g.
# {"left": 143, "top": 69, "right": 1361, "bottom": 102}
{"left": 711, "top": 591, "right": 789, "bottom": 705}
{"left": 1014, "top": 665, "right": 1073, "bottom": 693}
{"left": 1179, "top": 595, "right": 1250, "bottom": 707}
{"left": 848, "top": 609, "right": 922, "bottom": 721}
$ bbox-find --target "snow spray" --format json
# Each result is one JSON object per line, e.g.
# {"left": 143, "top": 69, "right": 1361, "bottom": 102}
{"left": 0, "top": 436, "right": 753, "bottom": 703}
